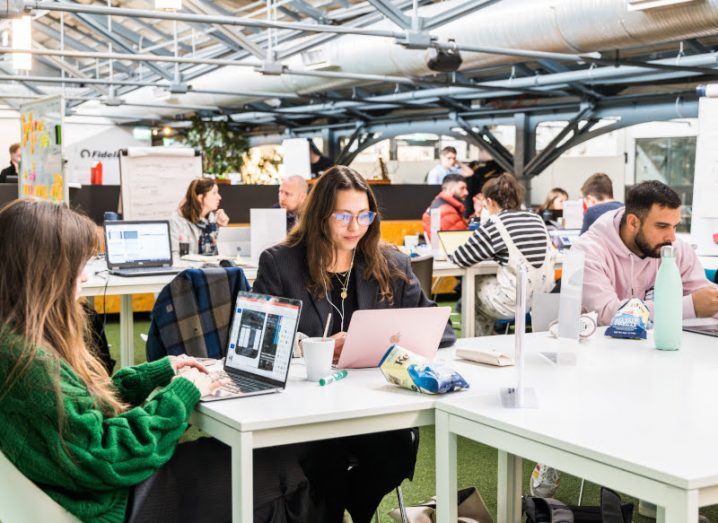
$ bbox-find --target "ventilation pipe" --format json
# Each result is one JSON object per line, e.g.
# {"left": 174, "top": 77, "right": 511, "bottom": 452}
{"left": 73, "top": 0, "right": 718, "bottom": 119}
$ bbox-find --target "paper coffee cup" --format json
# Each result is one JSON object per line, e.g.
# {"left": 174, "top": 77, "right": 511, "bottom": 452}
{"left": 303, "top": 337, "right": 335, "bottom": 381}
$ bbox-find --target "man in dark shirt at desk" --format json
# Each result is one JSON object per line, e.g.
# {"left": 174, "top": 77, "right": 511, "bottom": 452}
{"left": 580, "top": 172, "right": 623, "bottom": 234}
{"left": 0, "top": 143, "right": 20, "bottom": 184}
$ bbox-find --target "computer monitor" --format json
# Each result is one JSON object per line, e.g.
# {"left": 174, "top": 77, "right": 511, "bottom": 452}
{"left": 104, "top": 220, "right": 173, "bottom": 269}
{"left": 225, "top": 292, "right": 302, "bottom": 387}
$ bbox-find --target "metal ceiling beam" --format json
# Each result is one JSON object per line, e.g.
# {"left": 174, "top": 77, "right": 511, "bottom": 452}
{"left": 0, "top": 63, "right": 46, "bottom": 96}
{"left": 183, "top": 0, "right": 266, "bottom": 60}
{"left": 452, "top": 115, "right": 514, "bottom": 173}
{"left": 537, "top": 59, "right": 604, "bottom": 100}
{"left": 523, "top": 105, "right": 595, "bottom": 176}
{"left": 287, "top": 0, "right": 333, "bottom": 24}
{"left": 0, "top": 73, "right": 303, "bottom": 98}
{"left": 26, "top": 1, "right": 401, "bottom": 39}
{"left": 34, "top": 20, "right": 135, "bottom": 76}
{"left": 366, "top": 0, "right": 411, "bottom": 30}
{"left": 33, "top": 42, "right": 109, "bottom": 97}
{"left": 69, "top": 12, "right": 174, "bottom": 80}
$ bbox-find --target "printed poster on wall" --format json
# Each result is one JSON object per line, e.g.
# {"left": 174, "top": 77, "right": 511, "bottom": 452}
{"left": 19, "top": 95, "right": 66, "bottom": 203}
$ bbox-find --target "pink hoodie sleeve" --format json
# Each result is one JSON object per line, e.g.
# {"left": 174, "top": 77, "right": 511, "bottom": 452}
{"left": 676, "top": 242, "right": 717, "bottom": 319}
{"left": 572, "top": 238, "right": 625, "bottom": 326}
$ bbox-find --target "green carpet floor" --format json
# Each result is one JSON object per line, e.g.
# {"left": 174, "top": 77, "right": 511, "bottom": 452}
{"left": 104, "top": 316, "right": 716, "bottom": 522}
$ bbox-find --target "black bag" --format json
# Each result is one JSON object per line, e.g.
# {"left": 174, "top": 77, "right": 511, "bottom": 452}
{"left": 523, "top": 487, "right": 633, "bottom": 523}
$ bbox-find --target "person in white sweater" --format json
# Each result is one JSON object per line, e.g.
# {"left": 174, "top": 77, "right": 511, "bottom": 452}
{"left": 169, "top": 178, "right": 229, "bottom": 257}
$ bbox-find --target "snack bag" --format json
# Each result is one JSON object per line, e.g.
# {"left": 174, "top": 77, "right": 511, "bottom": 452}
{"left": 605, "top": 298, "right": 650, "bottom": 339}
{"left": 379, "top": 345, "right": 469, "bottom": 394}
{"left": 378, "top": 344, "right": 426, "bottom": 392}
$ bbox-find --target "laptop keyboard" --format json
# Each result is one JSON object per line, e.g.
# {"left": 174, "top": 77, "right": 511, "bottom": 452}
{"left": 110, "top": 267, "right": 182, "bottom": 277}
{"left": 211, "top": 370, "right": 269, "bottom": 394}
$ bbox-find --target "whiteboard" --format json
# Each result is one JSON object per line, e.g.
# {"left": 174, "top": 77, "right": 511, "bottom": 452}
{"left": 691, "top": 98, "right": 718, "bottom": 255}
{"left": 18, "top": 95, "right": 66, "bottom": 203}
{"left": 120, "top": 147, "right": 202, "bottom": 220}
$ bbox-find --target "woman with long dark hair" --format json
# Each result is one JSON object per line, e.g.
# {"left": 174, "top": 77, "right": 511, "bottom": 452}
{"left": 0, "top": 200, "right": 312, "bottom": 523}
{"left": 253, "top": 166, "right": 455, "bottom": 522}
{"left": 170, "top": 177, "right": 230, "bottom": 256}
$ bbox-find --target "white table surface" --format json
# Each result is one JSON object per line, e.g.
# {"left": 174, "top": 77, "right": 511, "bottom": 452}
{"left": 435, "top": 330, "right": 718, "bottom": 522}
{"left": 190, "top": 360, "right": 438, "bottom": 522}
{"left": 80, "top": 257, "right": 486, "bottom": 366}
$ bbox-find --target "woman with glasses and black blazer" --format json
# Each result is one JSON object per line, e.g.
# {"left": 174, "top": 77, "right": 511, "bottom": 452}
{"left": 252, "top": 166, "right": 455, "bottom": 523}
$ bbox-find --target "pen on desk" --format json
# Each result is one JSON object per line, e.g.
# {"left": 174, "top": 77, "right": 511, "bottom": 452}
{"left": 319, "top": 370, "right": 348, "bottom": 386}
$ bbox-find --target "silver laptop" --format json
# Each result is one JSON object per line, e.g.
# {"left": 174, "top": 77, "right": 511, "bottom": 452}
{"left": 104, "top": 220, "right": 182, "bottom": 277}
{"left": 201, "top": 292, "right": 302, "bottom": 402}
{"left": 217, "top": 226, "right": 250, "bottom": 258}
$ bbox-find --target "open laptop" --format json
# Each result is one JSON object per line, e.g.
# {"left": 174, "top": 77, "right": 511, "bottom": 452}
{"left": 201, "top": 292, "right": 302, "bottom": 402}
{"left": 217, "top": 226, "right": 250, "bottom": 258}
{"left": 437, "top": 230, "right": 474, "bottom": 260}
{"left": 683, "top": 318, "right": 718, "bottom": 338}
{"left": 336, "top": 306, "right": 451, "bottom": 369}
{"left": 104, "top": 221, "right": 182, "bottom": 277}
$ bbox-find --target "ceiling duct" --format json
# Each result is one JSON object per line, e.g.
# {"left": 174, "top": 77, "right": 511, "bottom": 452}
{"left": 72, "top": 0, "right": 718, "bottom": 120}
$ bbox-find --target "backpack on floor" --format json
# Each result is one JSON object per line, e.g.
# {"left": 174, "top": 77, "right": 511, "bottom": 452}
{"left": 523, "top": 487, "right": 633, "bottom": 523}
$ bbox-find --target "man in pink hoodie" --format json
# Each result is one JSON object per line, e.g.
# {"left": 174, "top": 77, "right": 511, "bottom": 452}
{"left": 572, "top": 180, "right": 718, "bottom": 326}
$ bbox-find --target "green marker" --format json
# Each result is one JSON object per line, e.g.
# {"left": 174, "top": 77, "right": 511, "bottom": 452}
{"left": 319, "top": 370, "right": 348, "bottom": 386}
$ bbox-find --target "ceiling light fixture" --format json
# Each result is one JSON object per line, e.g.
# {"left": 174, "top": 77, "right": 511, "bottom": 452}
{"left": 11, "top": 16, "right": 31, "bottom": 71}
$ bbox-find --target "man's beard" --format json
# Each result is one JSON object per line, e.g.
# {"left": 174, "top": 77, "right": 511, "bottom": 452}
{"left": 634, "top": 228, "right": 671, "bottom": 258}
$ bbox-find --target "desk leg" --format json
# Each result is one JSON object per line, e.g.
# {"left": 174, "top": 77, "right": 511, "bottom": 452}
{"left": 435, "top": 411, "right": 457, "bottom": 523}
{"left": 231, "top": 432, "right": 254, "bottom": 523}
{"left": 120, "top": 295, "right": 134, "bottom": 368}
{"left": 462, "top": 270, "right": 476, "bottom": 338}
{"left": 497, "top": 451, "right": 522, "bottom": 523}
{"left": 657, "top": 490, "right": 699, "bottom": 523}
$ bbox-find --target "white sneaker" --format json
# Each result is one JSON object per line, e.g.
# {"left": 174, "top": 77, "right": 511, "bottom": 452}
{"left": 529, "top": 463, "right": 561, "bottom": 498}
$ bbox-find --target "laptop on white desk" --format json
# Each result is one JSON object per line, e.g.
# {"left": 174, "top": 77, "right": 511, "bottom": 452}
{"left": 437, "top": 230, "right": 474, "bottom": 261}
{"left": 201, "top": 292, "right": 301, "bottom": 402}
{"left": 336, "top": 307, "right": 451, "bottom": 369}
{"left": 104, "top": 221, "right": 183, "bottom": 277}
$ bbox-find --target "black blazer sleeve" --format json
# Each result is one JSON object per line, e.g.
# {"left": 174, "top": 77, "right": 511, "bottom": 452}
{"left": 396, "top": 253, "right": 456, "bottom": 348}
{"left": 252, "top": 249, "right": 284, "bottom": 297}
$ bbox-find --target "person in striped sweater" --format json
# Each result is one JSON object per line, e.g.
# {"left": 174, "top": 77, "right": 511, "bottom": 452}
{"left": 450, "top": 173, "right": 555, "bottom": 336}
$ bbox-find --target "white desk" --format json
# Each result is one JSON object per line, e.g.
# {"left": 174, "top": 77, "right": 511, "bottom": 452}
{"left": 80, "top": 258, "right": 488, "bottom": 367}
{"left": 432, "top": 260, "right": 499, "bottom": 338}
{"left": 80, "top": 260, "right": 258, "bottom": 367}
{"left": 190, "top": 361, "right": 436, "bottom": 523}
{"left": 435, "top": 331, "right": 718, "bottom": 523}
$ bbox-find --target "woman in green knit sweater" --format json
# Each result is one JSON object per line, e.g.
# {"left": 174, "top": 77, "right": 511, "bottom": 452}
{"left": 0, "top": 200, "right": 312, "bottom": 522}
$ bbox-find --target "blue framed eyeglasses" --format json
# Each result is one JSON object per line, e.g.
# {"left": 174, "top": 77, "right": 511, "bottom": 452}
{"left": 332, "top": 211, "right": 377, "bottom": 227}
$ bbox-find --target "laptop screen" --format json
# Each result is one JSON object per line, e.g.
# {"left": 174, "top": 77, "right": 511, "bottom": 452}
{"left": 225, "top": 293, "right": 301, "bottom": 384}
{"left": 438, "top": 230, "right": 474, "bottom": 258}
{"left": 105, "top": 221, "right": 172, "bottom": 266}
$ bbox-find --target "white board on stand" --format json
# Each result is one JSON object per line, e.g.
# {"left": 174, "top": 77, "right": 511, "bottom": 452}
{"left": 120, "top": 147, "right": 202, "bottom": 220}
{"left": 250, "top": 208, "right": 287, "bottom": 264}
{"left": 281, "top": 138, "right": 311, "bottom": 179}
{"left": 691, "top": 97, "right": 718, "bottom": 255}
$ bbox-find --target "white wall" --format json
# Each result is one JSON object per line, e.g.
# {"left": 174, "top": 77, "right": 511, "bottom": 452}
{"left": 64, "top": 123, "right": 146, "bottom": 185}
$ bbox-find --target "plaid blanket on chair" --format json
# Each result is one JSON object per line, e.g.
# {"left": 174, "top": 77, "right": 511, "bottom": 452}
{"left": 146, "top": 267, "right": 250, "bottom": 361}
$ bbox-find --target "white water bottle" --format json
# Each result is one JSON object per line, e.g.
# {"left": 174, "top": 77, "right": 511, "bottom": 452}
{"left": 654, "top": 245, "right": 682, "bottom": 351}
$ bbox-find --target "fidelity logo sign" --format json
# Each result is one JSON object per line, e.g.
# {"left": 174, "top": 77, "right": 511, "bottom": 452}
{"left": 80, "top": 149, "right": 120, "bottom": 159}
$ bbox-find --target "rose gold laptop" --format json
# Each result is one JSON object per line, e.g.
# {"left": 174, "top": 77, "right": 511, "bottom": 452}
{"left": 336, "top": 307, "right": 452, "bottom": 369}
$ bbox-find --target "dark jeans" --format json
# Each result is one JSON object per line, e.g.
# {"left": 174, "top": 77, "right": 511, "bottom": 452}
{"left": 301, "top": 428, "right": 419, "bottom": 523}
{"left": 125, "top": 438, "right": 314, "bottom": 523}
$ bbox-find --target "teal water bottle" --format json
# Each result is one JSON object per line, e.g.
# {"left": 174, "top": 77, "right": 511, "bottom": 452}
{"left": 654, "top": 245, "right": 683, "bottom": 350}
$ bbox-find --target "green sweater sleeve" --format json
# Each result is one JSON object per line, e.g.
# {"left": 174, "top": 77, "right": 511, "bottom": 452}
{"left": 46, "top": 371, "right": 201, "bottom": 492}
{"left": 111, "top": 357, "right": 176, "bottom": 406}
